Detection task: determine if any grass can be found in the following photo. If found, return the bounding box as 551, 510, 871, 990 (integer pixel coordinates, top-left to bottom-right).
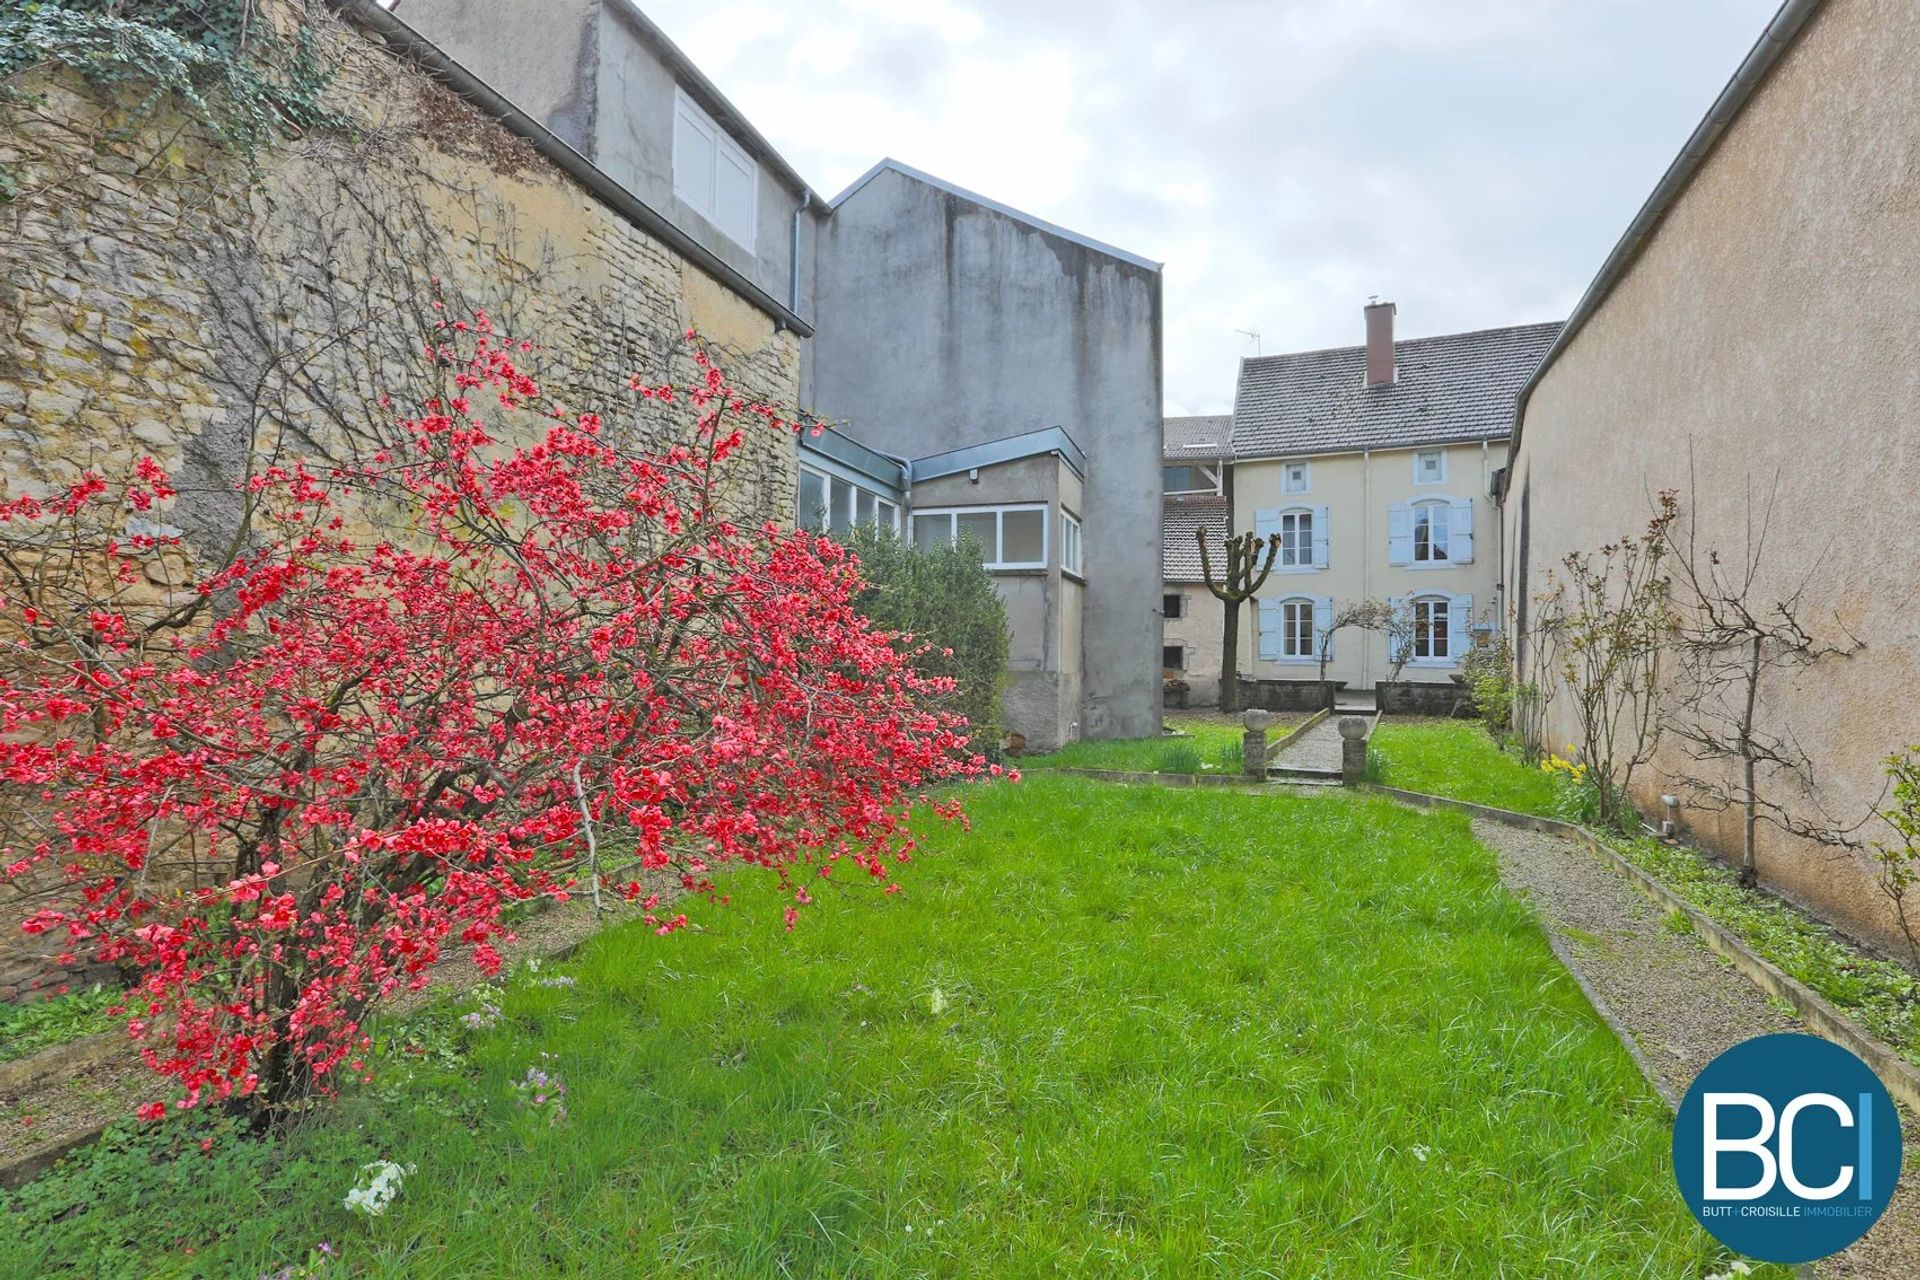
0, 983, 120, 1062
1363, 718, 1920, 1065
1019, 713, 1268, 775
1367, 718, 1565, 817
5, 776, 1762, 1278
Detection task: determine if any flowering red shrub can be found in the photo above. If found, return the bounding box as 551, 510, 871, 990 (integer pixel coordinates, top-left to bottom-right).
0, 315, 991, 1122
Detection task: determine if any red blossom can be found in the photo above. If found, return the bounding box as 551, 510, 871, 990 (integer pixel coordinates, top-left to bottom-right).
0, 317, 992, 1124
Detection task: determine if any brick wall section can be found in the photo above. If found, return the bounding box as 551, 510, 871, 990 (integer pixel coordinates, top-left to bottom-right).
0, 7, 800, 996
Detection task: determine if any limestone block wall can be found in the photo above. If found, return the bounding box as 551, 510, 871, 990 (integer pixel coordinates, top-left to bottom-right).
0, 4, 801, 995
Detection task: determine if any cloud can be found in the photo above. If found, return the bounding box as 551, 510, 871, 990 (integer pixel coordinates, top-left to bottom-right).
642, 0, 1780, 413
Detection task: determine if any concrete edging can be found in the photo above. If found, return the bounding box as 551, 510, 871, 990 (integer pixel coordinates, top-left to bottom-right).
1361, 783, 1920, 1114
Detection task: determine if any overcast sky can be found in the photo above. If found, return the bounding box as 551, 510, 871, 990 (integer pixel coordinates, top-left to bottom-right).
642, 0, 1781, 414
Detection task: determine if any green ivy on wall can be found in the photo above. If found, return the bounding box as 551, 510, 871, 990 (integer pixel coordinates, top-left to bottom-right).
0, 0, 337, 193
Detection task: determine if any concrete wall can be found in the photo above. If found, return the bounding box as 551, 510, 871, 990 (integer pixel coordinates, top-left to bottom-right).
811, 165, 1164, 742
1162, 583, 1224, 705
400, 0, 819, 317
1236, 442, 1504, 688
908, 454, 1084, 749
1504, 0, 1920, 953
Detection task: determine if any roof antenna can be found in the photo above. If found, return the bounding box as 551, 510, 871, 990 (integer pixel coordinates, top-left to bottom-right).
1235, 328, 1261, 356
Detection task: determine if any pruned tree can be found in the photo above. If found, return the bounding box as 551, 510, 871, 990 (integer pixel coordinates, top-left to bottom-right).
1662, 469, 1863, 886
1529, 493, 1678, 830
1871, 748, 1920, 966
1197, 528, 1280, 714
1381, 599, 1418, 687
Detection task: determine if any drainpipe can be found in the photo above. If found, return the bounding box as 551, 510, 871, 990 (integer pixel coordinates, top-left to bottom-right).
1361, 449, 1371, 690
789, 191, 811, 316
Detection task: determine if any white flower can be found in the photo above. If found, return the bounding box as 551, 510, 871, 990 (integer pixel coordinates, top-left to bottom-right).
344, 1159, 415, 1217
929, 987, 948, 1015
1410, 1145, 1430, 1162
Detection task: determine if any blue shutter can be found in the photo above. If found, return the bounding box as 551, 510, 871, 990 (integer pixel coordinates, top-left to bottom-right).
1257, 598, 1280, 660
1449, 498, 1475, 565
1314, 596, 1335, 661
1387, 502, 1413, 565
1311, 505, 1330, 568
1253, 508, 1281, 541
1449, 594, 1473, 660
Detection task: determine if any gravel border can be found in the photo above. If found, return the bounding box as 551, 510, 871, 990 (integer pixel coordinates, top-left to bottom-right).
1471, 818, 1919, 1279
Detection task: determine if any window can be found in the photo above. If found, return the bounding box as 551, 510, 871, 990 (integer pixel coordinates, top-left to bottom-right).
1413, 500, 1450, 562
1282, 461, 1310, 495
1413, 597, 1450, 660
1414, 450, 1446, 484
796, 466, 899, 534
1163, 593, 1183, 620
673, 88, 757, 251
1162, 645, 1185, 671
911, 505, 1049, 570
1280, 598, 1314, 659
1279, 509, 1314, 567
1061, 511, 1083, 576
1163, 465, 1217, 495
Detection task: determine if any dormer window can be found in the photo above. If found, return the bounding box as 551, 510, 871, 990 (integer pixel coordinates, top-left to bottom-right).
673, 88, 757, 252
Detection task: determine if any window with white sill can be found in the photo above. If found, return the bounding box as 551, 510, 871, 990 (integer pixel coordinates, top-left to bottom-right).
673, 88, 757, 252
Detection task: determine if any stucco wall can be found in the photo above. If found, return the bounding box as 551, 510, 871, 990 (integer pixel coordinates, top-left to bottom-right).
0, 4, 800, 995
811, 166, 1164, 743
1505, 0, 1920, 953
398, 0, 820, 316
1163, 583, 1225, 705
907, 453, 1082, 749
1236, 442, 1504, 688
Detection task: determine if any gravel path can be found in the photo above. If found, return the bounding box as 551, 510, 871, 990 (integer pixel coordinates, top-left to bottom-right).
1267, 715, 1353, 774
1472, 818, 1920, 1279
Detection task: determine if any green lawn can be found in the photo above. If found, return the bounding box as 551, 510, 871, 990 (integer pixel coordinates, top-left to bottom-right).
7, 777, 1757, 1278
1018, 714, 1264, 775
1368, 718, 1565, 816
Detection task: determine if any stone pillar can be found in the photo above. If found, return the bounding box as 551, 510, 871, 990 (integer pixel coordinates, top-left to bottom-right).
1241, 709, 1271, 779
1338, 716, 1369, 785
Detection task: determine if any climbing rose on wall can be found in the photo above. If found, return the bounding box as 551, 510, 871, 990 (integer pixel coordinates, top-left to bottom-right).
0, 314, 989, 1125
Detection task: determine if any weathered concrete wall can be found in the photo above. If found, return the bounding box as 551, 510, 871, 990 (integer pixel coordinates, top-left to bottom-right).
0, 4, 800, 994
1505, 0, 1920, 954
811, 165, 1163, 743
399, 0, 820, 323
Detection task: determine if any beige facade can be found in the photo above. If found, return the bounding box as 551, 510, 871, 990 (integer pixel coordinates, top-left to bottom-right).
1503, 0, 1920, 952
1162, 583, 1225, 704
1236, 441, 1505, 689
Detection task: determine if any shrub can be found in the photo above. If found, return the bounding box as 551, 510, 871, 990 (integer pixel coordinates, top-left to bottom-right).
0, 314, 988, 1126
1460, 632, 1516, 735
844, 524, 1010, 752
1156, 743, 1203, 775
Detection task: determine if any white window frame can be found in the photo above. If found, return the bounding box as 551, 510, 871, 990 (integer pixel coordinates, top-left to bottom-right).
797, 465, 899, 535
912, 504, 1050, 570
1413, 449, 1447, 485
1411, 595, 1452, 662
1282, 460, 1311, 495
673, 87, 758, 253
1061, 510, 1084, 577
1411, 498, 1451, 565
1278, 596, 1316, 660
1278, 508, 1314, 568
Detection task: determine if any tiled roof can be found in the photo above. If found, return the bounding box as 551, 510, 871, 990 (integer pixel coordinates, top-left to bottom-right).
1231, 321, 1562, 460
1163, 414, 1232, 462
1163, 496, 1230, 584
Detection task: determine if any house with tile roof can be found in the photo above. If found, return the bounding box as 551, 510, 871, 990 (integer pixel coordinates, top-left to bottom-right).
1223, 303, 1559, 704
1160, 416, 1233, 704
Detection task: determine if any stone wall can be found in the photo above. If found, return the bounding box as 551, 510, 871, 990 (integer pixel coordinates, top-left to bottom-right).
0, 5, 801, 996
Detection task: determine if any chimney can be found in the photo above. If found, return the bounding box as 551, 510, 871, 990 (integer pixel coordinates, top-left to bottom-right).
1364, 299, 1396, 387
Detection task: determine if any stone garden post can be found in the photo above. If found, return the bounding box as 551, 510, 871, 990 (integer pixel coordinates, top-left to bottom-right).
1242, 708, 1270, 780
1339, 716, 1369, 785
